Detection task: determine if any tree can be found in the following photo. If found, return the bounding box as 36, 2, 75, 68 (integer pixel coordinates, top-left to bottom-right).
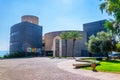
68, 31, 82, 58
100, 0, 120, 42
60, 32, 69, 57
104, 20, 117, 35
87, 31, 114, 60
100, 0, 120, 22
87, 35, 101, 54
104, 20, 120, 42
97, 31, 114, 60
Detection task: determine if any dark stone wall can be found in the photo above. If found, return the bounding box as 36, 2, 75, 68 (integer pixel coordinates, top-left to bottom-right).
10, 22, 42, 53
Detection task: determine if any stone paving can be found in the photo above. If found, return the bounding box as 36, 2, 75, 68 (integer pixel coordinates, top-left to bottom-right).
0, 57, 98, 80
58, 60, 120, 80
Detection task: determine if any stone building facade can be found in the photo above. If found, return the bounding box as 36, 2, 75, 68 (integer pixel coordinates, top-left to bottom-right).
44, 31, 87, 57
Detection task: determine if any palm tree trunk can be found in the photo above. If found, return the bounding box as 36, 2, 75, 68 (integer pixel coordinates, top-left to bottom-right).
72, 39, 76, 58
65, 39, 67, 57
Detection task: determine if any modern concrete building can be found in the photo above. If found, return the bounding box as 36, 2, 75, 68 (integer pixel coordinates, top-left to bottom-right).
10, 15, 42, 54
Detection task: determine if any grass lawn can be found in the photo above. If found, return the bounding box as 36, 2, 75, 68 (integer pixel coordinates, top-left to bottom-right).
82, 60, 120, 73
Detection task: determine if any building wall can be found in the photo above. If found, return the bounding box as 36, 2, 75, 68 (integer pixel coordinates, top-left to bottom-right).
44, 31, 87, 57
83, 20, 106, 41
83, 20, 107, 57
10, 22, 42, 53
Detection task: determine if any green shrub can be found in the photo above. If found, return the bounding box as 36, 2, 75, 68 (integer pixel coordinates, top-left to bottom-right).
4, 52, 25, 58
116, 43, 120, 52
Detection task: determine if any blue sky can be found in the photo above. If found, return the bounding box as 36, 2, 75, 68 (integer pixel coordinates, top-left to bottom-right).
0, 0, 111, 51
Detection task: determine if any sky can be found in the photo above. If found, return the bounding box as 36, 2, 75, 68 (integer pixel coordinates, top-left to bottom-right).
0, 0, 112, 51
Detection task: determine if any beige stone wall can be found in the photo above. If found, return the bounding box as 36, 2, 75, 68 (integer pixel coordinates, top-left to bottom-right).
44, 31, 61, 51
21, 15, 39, 25
44, 31, 87, 57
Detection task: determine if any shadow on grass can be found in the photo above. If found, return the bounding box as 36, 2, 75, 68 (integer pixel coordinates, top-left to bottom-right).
103, 60, 120, 63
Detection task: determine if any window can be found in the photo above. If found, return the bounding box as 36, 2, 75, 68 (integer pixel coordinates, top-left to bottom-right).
11, 32, 19, 36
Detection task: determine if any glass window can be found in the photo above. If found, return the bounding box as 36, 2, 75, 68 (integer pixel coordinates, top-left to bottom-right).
11, 32, 19, 36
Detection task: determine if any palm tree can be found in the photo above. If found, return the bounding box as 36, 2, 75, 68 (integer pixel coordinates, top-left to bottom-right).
60, 32, 69, 57
68, 31, 82, 58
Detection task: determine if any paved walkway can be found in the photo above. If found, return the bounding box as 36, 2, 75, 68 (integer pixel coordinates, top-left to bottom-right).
57, 60, 120, 80
0, 58, 98, 80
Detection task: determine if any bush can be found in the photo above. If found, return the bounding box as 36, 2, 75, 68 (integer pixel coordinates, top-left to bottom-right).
116, 43, 120, 52
4, 52, 25, 58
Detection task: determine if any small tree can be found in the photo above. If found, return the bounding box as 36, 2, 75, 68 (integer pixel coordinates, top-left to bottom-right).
100, 40, 112, 59
87, 35, 101, 54
68, 31, 82, 58
60, 32, 69, 57
87, 31, 114, 60
97, 31, 113, 59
